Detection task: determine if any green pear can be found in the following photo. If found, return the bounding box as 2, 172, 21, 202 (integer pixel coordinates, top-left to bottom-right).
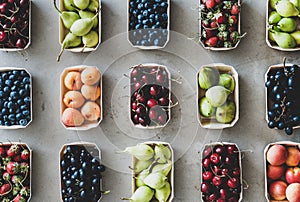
54, 0, 79, 29
277, 17, 297, 32
88, 0, 99, 12
268, 11, 282, 24
135, 170, 149, 187
219, 74, 235, 92
291, 30, 300, 44
270, 0, 280, 9
198, 66, 219, 90
121, 186, 154, 202
290, 0, 300, 10
70, 13, 98, 36
199, 97, 216, 118
216, 101, 236, 124
82, 31, 99, 49
269, 30, 276, 42
74, 0, 90, 10
205, 86, 231, 107
155, 181, 171, 202
57, 32, 82, 61
272, 30, 297, 48
63, 0, 76, 11
275, 0, 300, 17
79, 10, 98, 28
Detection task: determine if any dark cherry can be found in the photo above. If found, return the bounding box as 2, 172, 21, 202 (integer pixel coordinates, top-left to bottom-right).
134, 82, 143, 91
131, 102, 138, 110
227, 177, 239, 188
0, 30, 6, 42
149, 108, 158, 120
208, 193, 217, 201
135, 105, 146, 116
203, 146, 212, 158
15, 38, 26, 48
131, 68, 139, 77
149, 85, 160, 96
202, 171, 213, 181
202, 158, 211, 168
227, 145, 238, 154
212, 176, 222, 186
156, 73, 166, 83
158, 97, 169, 106
232, 168, 240, 177
147, 98, 158, 108
210, 153, 220, 164
157, 113, 167, 124
201, 182, 211, 193
221, 168, 228, 176
219, 188, 228, 199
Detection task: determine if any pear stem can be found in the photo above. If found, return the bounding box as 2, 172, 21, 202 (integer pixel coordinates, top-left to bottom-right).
53, 0, 62, 14
57, 45, 66, 62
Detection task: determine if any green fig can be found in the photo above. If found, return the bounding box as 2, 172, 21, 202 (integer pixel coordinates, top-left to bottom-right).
219, 73, 235, 92
143, 172, 167, 189
277, 17, 297, 32
199, 97, 216, 118
63, 0, 76, 11
275, 0, 300, 17
57, 32, 82, 61
54, 0, 79, 29
155, 181, 171, 202
198, 66, 220, 90
291, 30, 300, 44
74, 0, 90, 10
268, 11, 282, 24
79, 10, 98, 28
205, 86, 231, 107
88, 0, 99, 12
272, 30, 297, 48
121, 186, 154, 202
135, 170, 149, 187
154, 144, 172, 163
216, 101, 236, 123
134, 159, 152, 173
70, 12, 98, 36
151, 160, 172, 176
119, 143, 154, 161
270, 0, 280, 9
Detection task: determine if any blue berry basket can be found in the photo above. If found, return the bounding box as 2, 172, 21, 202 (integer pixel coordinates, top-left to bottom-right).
127, 0, 170, 49
0, 67, 32, 129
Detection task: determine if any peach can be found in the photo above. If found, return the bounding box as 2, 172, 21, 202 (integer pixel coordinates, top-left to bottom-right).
63, 91, 85, 108
61, 108, 85, 127
286, 183, 300, 202
64, 71, 83, 90
81, 84, 100, 101
267, 165, 285, 180
266, 144, 288, 166
286, 146, 300, 167
285, 167, 300, 184
81, 102, 101, 121
269, 180, 287, 201
81, 67, 100, 85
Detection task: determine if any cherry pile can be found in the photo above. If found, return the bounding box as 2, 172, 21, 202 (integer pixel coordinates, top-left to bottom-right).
128, 0, 168, 47
130, 65, 170, 127
0, 69, 31, 127
265, 64, 300, 135
60, 144, 105, 202
0, 143, 30, 202
201, 144, 242, 202
0, 0, 30, 49
200, 0, 241, 48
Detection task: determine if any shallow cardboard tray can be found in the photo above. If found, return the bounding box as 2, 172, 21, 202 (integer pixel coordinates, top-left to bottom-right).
127, 0, 170, 49
266, 0, 300, 51
0, 142, 32, 201
0, 1, 31, 51
0, 67, 32, 129
129, 63, 171, 129
59, 142, 102, 202
264, 141, 300, 202
264, 63, 300, 130
132, 141, 174, 202
60, 65, 102, 130
197, 63, 239, 129
198, 0, 241, 51
59, 0, 101, 52
201, 142, 243, 202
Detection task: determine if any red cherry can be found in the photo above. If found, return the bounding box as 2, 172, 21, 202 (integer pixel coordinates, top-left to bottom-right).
203, 146, 212, 158
232, 168, 240, 177
134, 82, 143, 91
136, 93, 145, 103
228, 196, 239, 202
131, 68, 139, 77
150, 67, 157, 75
131, 102, 138, 110
202, 158, 211, 168
147, 98, 158, 108
213, 165, 220, 175
158, 97, 169, 106
133, 114, 139, 124
227, 177, 239, 188
10, 16, 18, 23
156, 73, 166, 83
158, 114, 167, 124
202, 171, 213, 181
214, 146, 226, 154
212, 176, 222, 186
208, 193, 217, 201
150, 85, 159, 96
227, 145, 238, 154
136, 105, 146, 116
141, 75, 149, 83
149, 108, 158, 120
0, 31, 7, 42
201, 182, 211, 193
0, 3, 8, 14
219, 188, 228, 199
210, 153, 220, 164
216, 199, 226, 202
221, 168, 228, 176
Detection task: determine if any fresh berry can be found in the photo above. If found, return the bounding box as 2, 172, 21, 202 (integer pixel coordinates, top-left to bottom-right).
205, 0, 215, 9
231, 4, 240, 15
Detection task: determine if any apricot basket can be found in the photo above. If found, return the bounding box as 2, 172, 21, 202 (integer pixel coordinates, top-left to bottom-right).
60, 65, 102, 130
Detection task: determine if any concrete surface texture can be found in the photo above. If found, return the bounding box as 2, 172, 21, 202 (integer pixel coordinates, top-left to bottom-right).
0, 0, 299, 201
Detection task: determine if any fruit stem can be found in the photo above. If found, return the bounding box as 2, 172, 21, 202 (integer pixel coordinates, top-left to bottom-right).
53, 0, 62, 14
57, 44, 66, 62
242, 179, 249, 190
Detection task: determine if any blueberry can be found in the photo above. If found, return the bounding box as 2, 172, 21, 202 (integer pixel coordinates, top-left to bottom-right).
79, 181, 85, 187
162, 13, 168, 20
25, 84, 30, 92
2, 73, 8, 80
0, 91, 5, 98
22, 77, 30, 84
285, 127, 293, 135
4, 121, 10, 126
24, 96, 30, 104
2, 108, 7, 115
154, 38, 160, 46
19, 119, 28, 126
5, 79, 12, 87
142, 10, 148, 16
10, 91, 18, 99
9, 75, 16, 80
92, 178, 99, 185
161, 2, 168, 8
268, 120, 276, 128
135, 24, 142, 29
12, 70, 19, 75
137, 3, 144, 9
22, 110, 30, 116
98, 164, 106, 172
80, 190, 86, 198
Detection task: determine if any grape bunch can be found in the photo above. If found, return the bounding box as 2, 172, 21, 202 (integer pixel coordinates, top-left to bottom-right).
265, 64, 300, 135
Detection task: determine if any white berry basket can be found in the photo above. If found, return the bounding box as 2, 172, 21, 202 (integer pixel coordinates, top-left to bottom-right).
0, 142, 32, 202
266, 0, 300, 51
0, 0, 31, 51
0, 67, 32, 129
198, 0, 242, 51
58, 0, 101, 53
59, 142, 103, 202
201, 142, 243, 202
131, 141, 174, 202
129, 63, 171, 129
127, 0, 170, 49
264, 141, 300, 202
197, 63, 239, 129
264, 63, 300, 130
60, 65, 102, 130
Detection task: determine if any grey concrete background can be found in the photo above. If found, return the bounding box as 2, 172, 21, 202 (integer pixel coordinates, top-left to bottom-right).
0, 0, 299, 201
